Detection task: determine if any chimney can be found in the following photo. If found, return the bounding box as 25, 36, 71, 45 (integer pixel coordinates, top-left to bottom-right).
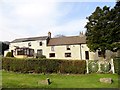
48, 32, 51, 38
79, 31, 84, 37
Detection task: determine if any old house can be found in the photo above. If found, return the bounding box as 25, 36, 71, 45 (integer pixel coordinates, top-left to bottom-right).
4, 32, 102, 60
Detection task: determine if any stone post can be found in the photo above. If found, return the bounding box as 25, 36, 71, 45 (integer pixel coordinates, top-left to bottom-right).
47, 78, 51, 85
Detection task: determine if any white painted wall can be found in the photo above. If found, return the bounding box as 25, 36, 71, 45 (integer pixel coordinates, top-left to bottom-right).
45, 45, 81, 60
45, 44, 97, 60
7, 40, 98, 60
9, 40, 47, 56
81, 44, 96, 60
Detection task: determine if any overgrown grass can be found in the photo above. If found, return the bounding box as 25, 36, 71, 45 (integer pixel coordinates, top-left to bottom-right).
2, 70, 118, 88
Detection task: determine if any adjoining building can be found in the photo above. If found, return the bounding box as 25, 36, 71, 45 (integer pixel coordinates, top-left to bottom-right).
4, 32, 112, 60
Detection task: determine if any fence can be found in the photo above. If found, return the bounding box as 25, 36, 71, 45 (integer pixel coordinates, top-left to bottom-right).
86, 59, 115, 74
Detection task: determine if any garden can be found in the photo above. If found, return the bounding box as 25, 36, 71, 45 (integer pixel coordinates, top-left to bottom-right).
2, 70, 118, 88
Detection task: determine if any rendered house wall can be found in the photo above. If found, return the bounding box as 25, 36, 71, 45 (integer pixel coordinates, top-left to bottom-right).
7, 41, 97, 60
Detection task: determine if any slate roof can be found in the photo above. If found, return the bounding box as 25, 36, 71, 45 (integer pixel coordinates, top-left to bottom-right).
48, 35, 86, 46
11, 36, 48, 43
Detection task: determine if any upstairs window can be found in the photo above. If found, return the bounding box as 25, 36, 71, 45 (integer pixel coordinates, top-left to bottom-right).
39, 42, 42, 46
51, 46, 55, 51
65, 53, 71, 57
66, 45, 70, 50
28, 42, 31, 47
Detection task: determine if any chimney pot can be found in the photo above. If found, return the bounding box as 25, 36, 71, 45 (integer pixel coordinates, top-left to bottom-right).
48, 32, 51, 38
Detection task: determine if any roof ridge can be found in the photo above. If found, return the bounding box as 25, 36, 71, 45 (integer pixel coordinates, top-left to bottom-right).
48, 35, 86, 46
11, 36, 48, 43
15, 36, 48, 40
51, 35, 85, 39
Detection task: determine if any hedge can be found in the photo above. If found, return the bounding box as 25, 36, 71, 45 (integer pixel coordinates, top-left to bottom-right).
2, 57, 86, 74
113, 57, 120, 74
5, 52, 14, 57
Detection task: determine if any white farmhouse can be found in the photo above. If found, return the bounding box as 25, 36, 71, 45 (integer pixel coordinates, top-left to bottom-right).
4, 32, 101, 60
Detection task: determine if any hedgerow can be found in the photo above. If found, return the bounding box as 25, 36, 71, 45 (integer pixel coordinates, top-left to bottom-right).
113, 57, 120, 74
2, 57, 86, 74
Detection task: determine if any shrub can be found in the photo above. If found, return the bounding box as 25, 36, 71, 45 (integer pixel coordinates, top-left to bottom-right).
113, 57, 120, 74
2, 57, 86, 74
6, 52, 14, 57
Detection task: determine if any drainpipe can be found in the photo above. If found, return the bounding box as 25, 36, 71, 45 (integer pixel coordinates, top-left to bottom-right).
80, 44, 82, 60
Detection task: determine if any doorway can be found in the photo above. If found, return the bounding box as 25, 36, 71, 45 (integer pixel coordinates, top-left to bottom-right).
85, 51, 89, 60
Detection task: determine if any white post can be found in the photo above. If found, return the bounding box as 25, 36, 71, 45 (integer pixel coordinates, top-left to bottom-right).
111, 58, 115, 74
98, 61, 101, 72
86, 60, 89, 74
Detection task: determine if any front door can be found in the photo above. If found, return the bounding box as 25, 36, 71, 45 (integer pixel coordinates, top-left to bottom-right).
85, 51, 89, 60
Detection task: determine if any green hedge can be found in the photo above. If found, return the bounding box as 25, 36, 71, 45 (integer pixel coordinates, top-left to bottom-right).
2, 57, 86, 74
6, 52, 14, 57
113, 57, 120, 74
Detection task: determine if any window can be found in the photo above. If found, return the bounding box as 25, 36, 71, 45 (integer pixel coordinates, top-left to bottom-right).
65, 53, 71, 57
37, 49, 42, 56
28, 42, 31, 47
16, 48, 34, 56
49, 53, 55, 57
98, 51, 102, 57
39, 42, 42, 46
51, 46, 54, 51
27, 49, 29, 55
29, 49, 34, 56
66, 45, 70, 50
17, 49, 24, 55
24, 49, 27, 55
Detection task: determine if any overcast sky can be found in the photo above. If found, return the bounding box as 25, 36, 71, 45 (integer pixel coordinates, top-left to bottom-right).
0, 0, 116, 42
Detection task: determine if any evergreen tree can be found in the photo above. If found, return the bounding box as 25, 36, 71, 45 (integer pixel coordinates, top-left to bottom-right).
85, 1, 120, 59
108, 1, 120, 52
0, 42, 9, 55
85, 6, 110, 58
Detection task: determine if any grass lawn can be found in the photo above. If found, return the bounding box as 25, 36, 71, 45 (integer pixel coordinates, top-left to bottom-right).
2, 70, 119, 88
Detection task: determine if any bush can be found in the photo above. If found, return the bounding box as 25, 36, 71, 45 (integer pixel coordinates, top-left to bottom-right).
113, 57, 120, 74
2, 57, 86, 74
6, 52, 14, 57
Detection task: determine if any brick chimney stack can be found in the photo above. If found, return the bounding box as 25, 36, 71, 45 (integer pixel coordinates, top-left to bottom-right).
79, 31, 84, 37
48, 32, 51, 38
